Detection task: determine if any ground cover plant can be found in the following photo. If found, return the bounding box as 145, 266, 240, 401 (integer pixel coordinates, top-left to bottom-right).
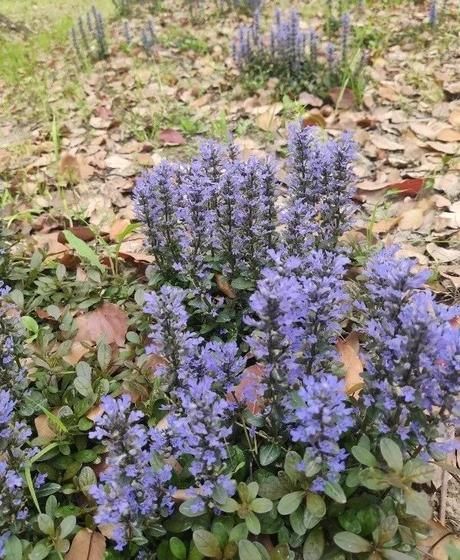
234, 9, 367, 99
1, 0, 460, 558
0, 125, 459, 560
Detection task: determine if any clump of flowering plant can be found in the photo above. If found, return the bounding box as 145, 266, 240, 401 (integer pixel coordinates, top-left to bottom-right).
70, 6, 108, 64
233, 9, 367, 99
84, 127, 460, 558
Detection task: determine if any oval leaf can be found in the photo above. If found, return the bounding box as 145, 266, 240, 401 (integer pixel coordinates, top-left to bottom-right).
380, 438, 403, 473
238, 540, 263, 560
333, 532, 371, 553
278, 491, 305, 515
192, 530, 221, 558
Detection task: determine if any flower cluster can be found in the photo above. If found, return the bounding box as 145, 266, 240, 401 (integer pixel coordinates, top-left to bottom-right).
284, 374, 354, 491
135, 129, 354, 290
0, 283, 32, 555
245, 250, 352, 484
360, 247, 460, 449
233, 9, 364, 96
282, 124, 356, 254
70, 7, 108, 63
90, 395, 175, 550
134, 141, 279, 283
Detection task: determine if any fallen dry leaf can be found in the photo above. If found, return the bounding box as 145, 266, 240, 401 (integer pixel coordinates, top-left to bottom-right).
215, 274, 236, 299
75, 303, 128, 346
158, 128, 186, 146
398, 208, 425, 231
337, 333, 364, 395
34, 415, 56, 441
329, 87, 355, 109
370, 133, 404, 151
426, 243, 460, 263
231, 364, 265, 415
436, 128, 460, 142
385, 178, 425, 197
66, 529, 106, 560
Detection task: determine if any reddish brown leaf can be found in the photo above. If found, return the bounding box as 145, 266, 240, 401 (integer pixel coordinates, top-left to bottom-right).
385, 178, 425, 197
74, 303, 128, 347
158, 128, 186, 146
58, 227, 95, 244
66, 529, 106, 560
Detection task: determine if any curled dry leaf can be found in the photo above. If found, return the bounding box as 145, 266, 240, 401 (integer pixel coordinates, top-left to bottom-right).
66, 529, 106, 560
369, 133, 404, 151
337, 333, 364, 395
215, 274, 236, 299
75, 302, 128, 347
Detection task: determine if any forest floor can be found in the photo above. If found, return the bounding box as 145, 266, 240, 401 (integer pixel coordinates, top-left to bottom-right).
0, 0, 459, 556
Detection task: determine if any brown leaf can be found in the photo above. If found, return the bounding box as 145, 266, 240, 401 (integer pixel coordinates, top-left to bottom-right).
397, 208, 425, 231
109, 219, 131, 242
328, 87, 355, 109
34, 415, 56, 441
75, 303, 128, 346
337, 333, 364, 395
369, 133, 404, 151
63, 341, 90, 366
215, 274, 236, 299
436, 128, 460, 142
297, 92, 323, 107
58, 227, 95, 244
426, 141, 458, 155
448, 109, 460, 127
105, 154, 132, 170
158, 129, 186, 146
418, 521, 460, 560
230, 364, 265, 415
66, 529, 106, 560
426, 243, 460, 263
302, 112, 327, 128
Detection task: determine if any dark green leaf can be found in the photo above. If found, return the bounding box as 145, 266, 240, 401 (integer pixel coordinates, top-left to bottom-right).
259, 443, 281, 466
303, 527, 325, 560
4, 535, 22, 560
169, 536, 187, 560
333, 532, 371, 553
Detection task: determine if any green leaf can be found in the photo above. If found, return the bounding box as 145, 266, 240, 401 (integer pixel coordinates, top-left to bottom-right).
404, 489, 432, 521
382, 551, 417, 560
4, 535, 22, 560
402, 459, 435, 484
303, 510, 321, 531
231, 277, 255, 290
306, 493, 326, 518
169, 536, 187, 560
238, 540, 263, 560
218, 497, 240, 513
251, 498, 273, 514
380, 438, 403, 473
324, 481, 347, 504
333, 532, 372, 553
284, 451, 303, 484
30, 542, 51, 560
229, 522, 248, 542
377, 515, 399, 545
78, 466, 97, 495
303, 527, 325, 560
247, 481, 259, 501
278, 491, 305, 515
245, 511, 261, 535
63, 230, 103, 272
290, 507, 307, 536
97, 341, 112, 371
179, 497, 207, 518
351, 445, 378, 467
59, 515, 76, 539
259, 443, 281, 466
359, 468, 391, 491
21, 315, 39, 336
38, 513, 55, 536
192, 530, 221, 558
